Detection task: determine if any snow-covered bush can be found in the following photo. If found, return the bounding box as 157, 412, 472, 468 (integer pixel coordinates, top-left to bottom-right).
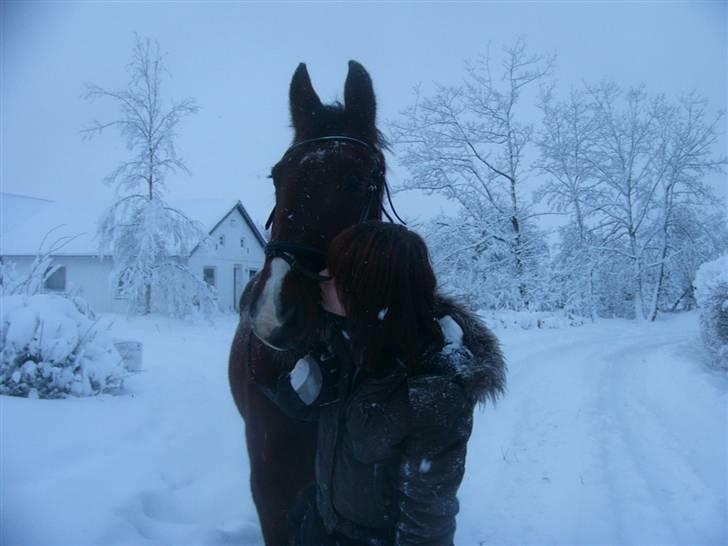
0, 294, 125, 398
694, 255, 728, 370
1, 251, 59, 296
1, 229, 81, 297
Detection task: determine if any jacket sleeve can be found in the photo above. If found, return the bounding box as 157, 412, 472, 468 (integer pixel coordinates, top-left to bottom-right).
395, 376, 473, 546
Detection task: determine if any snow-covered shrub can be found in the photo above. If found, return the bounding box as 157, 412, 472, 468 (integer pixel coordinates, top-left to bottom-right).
1, 230, 81, 297
0, 255, 58, 297
694, 255, 728, 370
0, 294, 125, 398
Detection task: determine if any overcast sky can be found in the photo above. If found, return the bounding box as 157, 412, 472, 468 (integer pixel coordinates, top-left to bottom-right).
2, 1, 726, 227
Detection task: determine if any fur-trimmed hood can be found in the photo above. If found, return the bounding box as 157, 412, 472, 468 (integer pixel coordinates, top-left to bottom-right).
430, 294, 507, 405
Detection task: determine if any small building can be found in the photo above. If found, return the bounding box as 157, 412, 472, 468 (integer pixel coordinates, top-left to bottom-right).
0, 193, 266, 313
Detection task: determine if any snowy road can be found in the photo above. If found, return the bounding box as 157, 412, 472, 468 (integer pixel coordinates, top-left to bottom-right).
459, 313, 727, 546
2, 312, 726, 545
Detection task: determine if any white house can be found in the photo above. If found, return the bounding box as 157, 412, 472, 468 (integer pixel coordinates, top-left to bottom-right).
0, 193, 267, 313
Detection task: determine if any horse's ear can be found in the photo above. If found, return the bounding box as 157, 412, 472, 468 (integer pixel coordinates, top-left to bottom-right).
344, 60, 376, 132
290, 63, 322, 133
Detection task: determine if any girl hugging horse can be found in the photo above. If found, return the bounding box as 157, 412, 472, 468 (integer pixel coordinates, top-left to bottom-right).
268, 222, 506, 545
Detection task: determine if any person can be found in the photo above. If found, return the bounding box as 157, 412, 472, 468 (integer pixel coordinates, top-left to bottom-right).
268, 222, 506, 546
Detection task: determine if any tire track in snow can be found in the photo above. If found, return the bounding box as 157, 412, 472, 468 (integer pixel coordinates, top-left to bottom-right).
597, 330, 727, 545
459, 318, 725, 546
461, 329, 629, 545
594, 335, 691, 546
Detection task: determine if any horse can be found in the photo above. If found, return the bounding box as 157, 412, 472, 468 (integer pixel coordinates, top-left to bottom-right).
228, 61, 395, 546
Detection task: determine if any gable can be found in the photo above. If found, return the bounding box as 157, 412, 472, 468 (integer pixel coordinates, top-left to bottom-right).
190, 202, 266, 258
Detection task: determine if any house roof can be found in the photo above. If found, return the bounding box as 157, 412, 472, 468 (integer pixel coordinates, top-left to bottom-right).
0, 193, 53, 238
0, 194, 267, 257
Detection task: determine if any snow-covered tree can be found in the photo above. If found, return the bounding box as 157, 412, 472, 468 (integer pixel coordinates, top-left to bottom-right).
645, 93, 725, 320
539, 82, 725, 320
83, 35, 216, 317
660, 210, 728, 313
694, 254, 728, 370
583, 82, 670, 320
536, 87, 603, 320
391, 40, 553, 310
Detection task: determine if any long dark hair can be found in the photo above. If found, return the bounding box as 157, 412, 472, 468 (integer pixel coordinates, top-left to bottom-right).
327, 222, 444, 371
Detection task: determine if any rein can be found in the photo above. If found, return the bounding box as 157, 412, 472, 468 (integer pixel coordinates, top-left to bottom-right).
263, 135, 405, 283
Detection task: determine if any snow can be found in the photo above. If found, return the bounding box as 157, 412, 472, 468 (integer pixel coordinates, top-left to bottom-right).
0, 295, 125, 398
0, 192, 52, 240
438, 314, 464, 354
481, 309, 586, 330
1, 311, 726, 545
694, 254, 728, 307
300, 149, 329, 164
1, 313, 259, 545
695, 255, 728, 369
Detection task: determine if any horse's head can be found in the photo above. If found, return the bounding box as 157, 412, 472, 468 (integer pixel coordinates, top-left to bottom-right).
249, 61, 387, 351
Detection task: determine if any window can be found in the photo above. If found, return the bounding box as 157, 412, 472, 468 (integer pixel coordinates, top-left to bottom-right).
44, 266, 66, 292
203, 267, 216, 287
239, 237, 245, 249
218, 234, 225, 247
248, 269, 258, 280
114, 276, 128, 299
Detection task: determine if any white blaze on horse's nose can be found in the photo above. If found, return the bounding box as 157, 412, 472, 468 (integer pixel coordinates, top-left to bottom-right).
254, 257, 290, 340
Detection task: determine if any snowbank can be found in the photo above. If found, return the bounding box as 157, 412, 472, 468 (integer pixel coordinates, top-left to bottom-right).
694, 255, 728, 370
480, 309, 585, 330
0, 294, 125, 398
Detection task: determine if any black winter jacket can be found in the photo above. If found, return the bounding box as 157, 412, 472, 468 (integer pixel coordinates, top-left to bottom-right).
273, 296, 506, 546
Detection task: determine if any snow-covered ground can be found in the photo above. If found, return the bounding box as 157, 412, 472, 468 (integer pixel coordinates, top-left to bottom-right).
2, 311, 726, 545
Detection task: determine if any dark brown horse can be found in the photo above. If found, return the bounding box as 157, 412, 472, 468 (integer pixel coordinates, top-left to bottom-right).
228, 61, 392, 546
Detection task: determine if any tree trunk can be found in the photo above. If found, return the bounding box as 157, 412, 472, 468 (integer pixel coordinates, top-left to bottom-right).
144, 284, 152, 315
144, 170, 153, 314
630, 232, 645, 321
670, 285, 693, 312
648, 241, 669, 322
588, 266, 598, 322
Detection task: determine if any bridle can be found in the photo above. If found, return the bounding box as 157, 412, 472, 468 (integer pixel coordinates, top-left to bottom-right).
263, 135, 404, 283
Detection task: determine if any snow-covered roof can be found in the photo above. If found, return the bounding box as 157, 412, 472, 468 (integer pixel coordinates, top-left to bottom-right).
0, 196, 266, 257
0, 193, 53, 238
